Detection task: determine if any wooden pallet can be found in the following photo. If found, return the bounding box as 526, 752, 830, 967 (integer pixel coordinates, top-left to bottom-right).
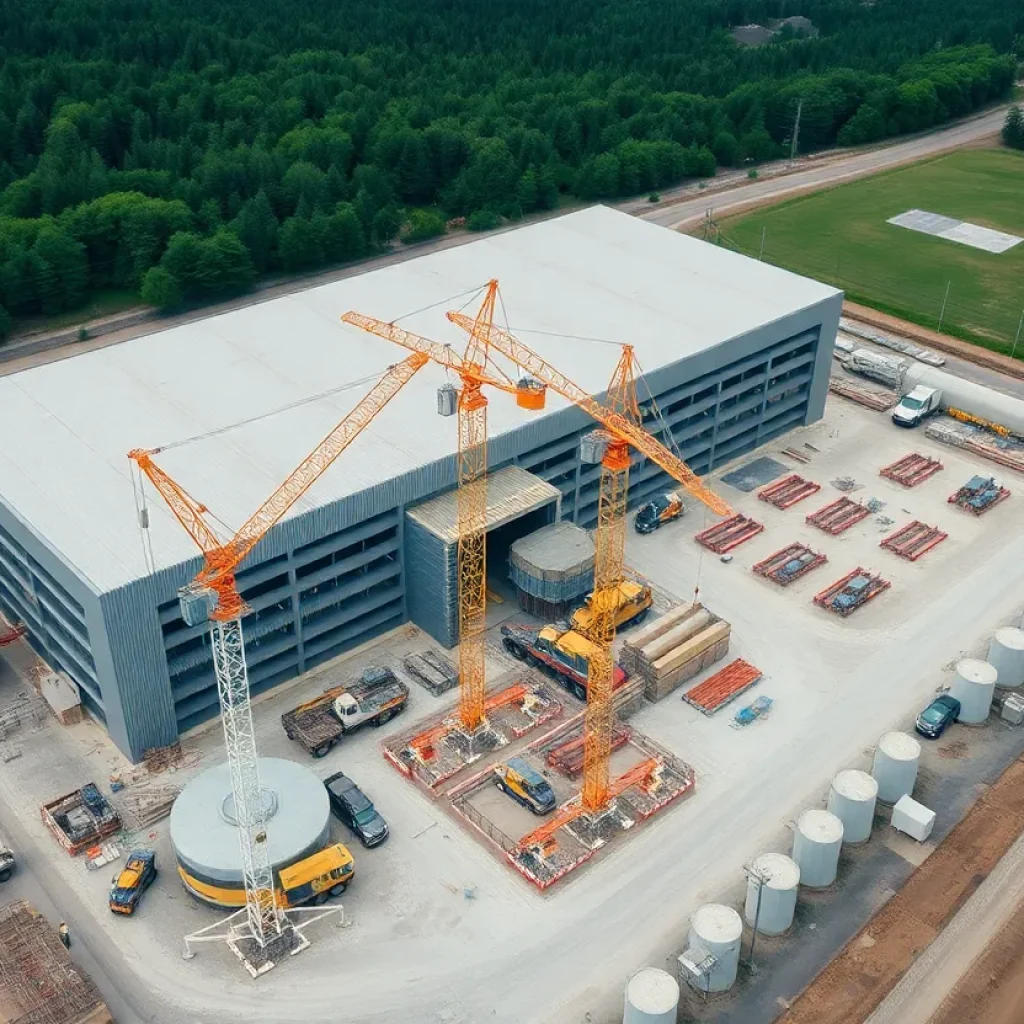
880, 521, 948, 561
758, 474, 822, 509
694, 513, 764, 553
682, 659, 762, 716
806, 497, 871, 535
880, 453, 944, 488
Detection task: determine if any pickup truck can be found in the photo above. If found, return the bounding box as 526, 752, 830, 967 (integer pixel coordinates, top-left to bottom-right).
282, 667, 409, 758
0, 840, 14, 883
892, 385, 942, 427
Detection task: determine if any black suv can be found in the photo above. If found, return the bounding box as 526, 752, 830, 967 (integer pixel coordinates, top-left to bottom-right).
323, 771, 389, 847
915, 694, 961, 739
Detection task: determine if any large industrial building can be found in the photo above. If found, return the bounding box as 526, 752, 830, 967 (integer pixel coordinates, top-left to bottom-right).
0, 206, 841, 760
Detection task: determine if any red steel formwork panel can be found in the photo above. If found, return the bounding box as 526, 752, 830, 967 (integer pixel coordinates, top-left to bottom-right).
545, 724, 631, 776
694, 513, 765, 553
880, 521, 948, 561
814, 568, 890, 617
879, 453, 944, 488
752, 543, 828, 586
806, 497, 871, 535
681, 659, 762, 716
757, 474, 822, 510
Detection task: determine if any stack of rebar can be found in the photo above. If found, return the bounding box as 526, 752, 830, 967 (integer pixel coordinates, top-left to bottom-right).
879, 453, 944, 488
758, 474, 821, 509
621, 603, 731, 701
806, 497, 871, 535
694, 513, 764, 553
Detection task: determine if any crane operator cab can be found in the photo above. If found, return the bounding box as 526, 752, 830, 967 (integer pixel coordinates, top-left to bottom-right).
494, 757, 557, 815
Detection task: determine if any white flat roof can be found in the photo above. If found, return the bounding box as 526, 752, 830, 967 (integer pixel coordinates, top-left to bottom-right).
0, 205, 838, 593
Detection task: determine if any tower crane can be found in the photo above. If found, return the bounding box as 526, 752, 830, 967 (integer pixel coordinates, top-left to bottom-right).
128, 352, 427, 949
341, 291, 544, 736
446, 290, 731, 812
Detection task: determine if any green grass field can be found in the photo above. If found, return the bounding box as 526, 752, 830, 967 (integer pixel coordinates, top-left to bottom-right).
721, 149, 1024, 355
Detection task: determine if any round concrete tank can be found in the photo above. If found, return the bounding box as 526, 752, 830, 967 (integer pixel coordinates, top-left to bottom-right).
827, 769, 878, 844
792, 809, 844, 888
744, 853, 800, 936
623, 967, 679, 1024
170, 757, 331, 907
987, 628, 1024, 690
872, 732, 921, 804
688, 904, 743, 993
950, 659, 997, 725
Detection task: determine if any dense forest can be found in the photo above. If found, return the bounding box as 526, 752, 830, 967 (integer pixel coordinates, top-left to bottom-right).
0, 0, 1019, 337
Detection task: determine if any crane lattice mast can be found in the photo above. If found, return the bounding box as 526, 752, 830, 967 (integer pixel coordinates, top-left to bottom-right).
129, 352, 427, 946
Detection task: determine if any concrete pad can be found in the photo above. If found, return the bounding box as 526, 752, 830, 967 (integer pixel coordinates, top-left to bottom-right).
887, 208, 1022, 254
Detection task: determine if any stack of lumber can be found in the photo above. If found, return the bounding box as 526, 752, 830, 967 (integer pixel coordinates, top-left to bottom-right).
621, 603, 731, 702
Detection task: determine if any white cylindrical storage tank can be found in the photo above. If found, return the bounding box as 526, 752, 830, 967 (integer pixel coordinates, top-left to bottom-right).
950, 658, 997, 724
623, 967, 680, 1024
744, 853, 800, 936
987, 628, 1024, 690
827, 769, 878, 844
902, 363, 1024, 437
872, 732, 921, 804
792, 809, 844, 887
687, 904, 743, 993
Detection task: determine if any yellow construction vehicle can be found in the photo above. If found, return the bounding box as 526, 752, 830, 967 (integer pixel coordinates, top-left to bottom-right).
493, 758, 556, 815
571, 580, 652, 635
177, 843, 354, 910
501, 622, 627, 702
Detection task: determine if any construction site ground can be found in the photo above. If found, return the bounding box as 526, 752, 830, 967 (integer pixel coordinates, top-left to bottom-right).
0, 394, 1022, 1024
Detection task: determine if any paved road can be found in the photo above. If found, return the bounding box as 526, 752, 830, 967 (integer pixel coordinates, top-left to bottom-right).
866, 825, 1024, 1024
641, 106, 1008, 229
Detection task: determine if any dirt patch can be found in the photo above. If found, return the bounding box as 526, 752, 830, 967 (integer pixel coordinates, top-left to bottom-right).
938, 739, 969, 760
930, 907, 1024, 1023
779, 754, 1024, 1024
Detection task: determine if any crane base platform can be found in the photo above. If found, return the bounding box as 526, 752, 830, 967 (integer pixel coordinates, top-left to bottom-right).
382, 675, 563, 791
448, 724, 695, 890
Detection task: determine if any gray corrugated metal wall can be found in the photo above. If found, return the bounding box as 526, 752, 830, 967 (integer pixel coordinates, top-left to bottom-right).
0, 290, 841, 760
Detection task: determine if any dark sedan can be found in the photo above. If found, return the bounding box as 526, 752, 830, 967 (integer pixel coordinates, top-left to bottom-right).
915, 694, 961, 739
323, 771, 389, 847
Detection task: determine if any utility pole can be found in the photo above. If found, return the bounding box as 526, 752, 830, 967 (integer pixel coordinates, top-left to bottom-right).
1013, 308, 1024, 360
744, 863, 768, 974
758, 225, 766, 260
790, 99, 803, 161
937, 281, 951, 333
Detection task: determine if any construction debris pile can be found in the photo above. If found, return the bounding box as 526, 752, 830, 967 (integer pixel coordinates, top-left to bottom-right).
948, 476, 1011, 515
118, 785, 180, 829
927, 418, 1024, 473
0, 900, 112, 1024
42, 783, 122, 856
621, 603, 731, 701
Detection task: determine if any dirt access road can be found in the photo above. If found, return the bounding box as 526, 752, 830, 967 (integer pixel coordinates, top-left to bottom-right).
0, 103, 1010, 379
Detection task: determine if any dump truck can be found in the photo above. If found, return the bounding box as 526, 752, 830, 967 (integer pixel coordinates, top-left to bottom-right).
177, 842, 354, 909
282, 667, 409, 758
494, 758, 556, 815
0, 839, 14, 883
571, 580, 652, 635
109, 850, 157, 915
500, 622, 628, 701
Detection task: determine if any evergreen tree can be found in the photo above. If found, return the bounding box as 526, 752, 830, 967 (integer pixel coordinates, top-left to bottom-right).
1003, 106, 1024, 150
140, 266, 182, 310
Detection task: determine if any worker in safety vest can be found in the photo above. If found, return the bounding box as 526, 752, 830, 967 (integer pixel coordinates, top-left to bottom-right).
58, 922, 70, 949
